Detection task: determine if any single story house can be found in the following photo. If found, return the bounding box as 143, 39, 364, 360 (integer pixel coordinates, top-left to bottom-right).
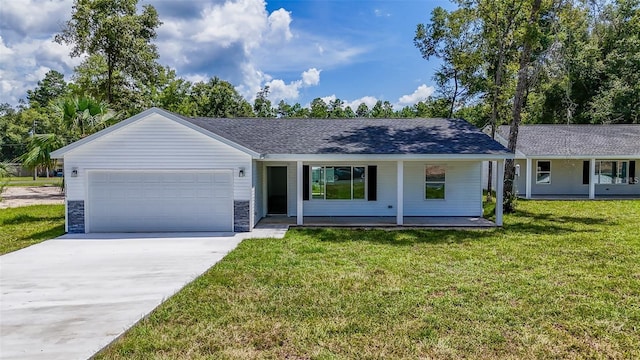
50, 108, 512, 233
484, 124, 639, 199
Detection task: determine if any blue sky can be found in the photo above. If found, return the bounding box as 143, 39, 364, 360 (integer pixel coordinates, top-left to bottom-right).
0, 0, 452, 109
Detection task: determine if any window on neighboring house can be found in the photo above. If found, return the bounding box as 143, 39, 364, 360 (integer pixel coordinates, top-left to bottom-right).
536, 160, 551, 184
595, 161, 628, 184
310, 166, 365, 200
425, 165, 445, 199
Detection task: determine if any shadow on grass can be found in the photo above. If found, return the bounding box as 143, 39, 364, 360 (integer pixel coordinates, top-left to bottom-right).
2, 213, 64, 225
21, 224, 65, 241
513, 209, 615, 226
295, 228, 493, 246
292, 217, 603, 246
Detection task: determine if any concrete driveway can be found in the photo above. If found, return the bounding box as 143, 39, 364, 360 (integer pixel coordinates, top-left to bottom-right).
0, 229, 287, 360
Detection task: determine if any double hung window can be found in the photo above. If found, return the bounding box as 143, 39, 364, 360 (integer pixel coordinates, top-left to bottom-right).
311, 166, 365, 200
425, 165, 446, 200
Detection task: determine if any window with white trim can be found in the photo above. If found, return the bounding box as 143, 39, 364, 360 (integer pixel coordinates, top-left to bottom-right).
311, 166, 365, 200
595, 161, 628, 184
536, 160, 551, 184
425, 165, 445, 200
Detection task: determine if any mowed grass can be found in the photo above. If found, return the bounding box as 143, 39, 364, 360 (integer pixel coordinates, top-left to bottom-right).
0, 204, 65, 254
5, 176, 63, 187
96, 200, 640, 359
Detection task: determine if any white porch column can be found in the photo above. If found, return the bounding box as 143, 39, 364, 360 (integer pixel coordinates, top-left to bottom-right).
296, 160, 303, 225
496, 159, 504, 226
396, 160, 404, 225
589, 158, 596, 199
525, 158, 532, 199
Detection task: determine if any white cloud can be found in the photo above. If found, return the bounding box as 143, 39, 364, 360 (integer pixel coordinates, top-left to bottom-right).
0, 0, 367, 106
263, 67, 321, 102
320, 94, 336, 105
267, 8, 293, 42
374, 9, 391, 17
0, 34, 80, 104
301, 68, 320, 86
397, 84, 435, 106
344, 96, 379, 110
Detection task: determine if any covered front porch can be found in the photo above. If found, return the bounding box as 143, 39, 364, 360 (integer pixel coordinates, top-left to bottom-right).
257, 215, 497, 229
259, 159, 506, 228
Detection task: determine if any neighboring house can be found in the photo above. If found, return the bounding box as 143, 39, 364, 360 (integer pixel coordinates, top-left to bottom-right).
51, 108, 512, 234
484, 125, 639, 199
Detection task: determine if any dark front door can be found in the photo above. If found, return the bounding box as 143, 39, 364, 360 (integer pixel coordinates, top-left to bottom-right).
267, 167, 288, 214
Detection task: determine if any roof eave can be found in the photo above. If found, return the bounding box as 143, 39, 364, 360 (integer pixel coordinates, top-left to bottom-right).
261, 153, 514, 161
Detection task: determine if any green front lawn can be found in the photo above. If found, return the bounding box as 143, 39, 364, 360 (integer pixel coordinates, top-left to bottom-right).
96, 200, 640, 359
0, 205, 65, 254
6, 176, 63, 187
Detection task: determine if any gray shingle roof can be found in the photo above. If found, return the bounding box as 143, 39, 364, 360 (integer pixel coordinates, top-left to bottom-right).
497, 125, 640, 156
179, 116, 510, 155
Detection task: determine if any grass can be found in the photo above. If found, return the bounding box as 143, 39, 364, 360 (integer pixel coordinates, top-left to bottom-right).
95, 200, 640, 359
0, 204, 65, 254
6, 176, 63, 187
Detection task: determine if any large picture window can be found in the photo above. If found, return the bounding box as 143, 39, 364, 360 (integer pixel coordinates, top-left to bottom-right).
595, 161, 628, 184
425, 165, 445, 200
536, 160, 551, 184
311, 166, 365, 200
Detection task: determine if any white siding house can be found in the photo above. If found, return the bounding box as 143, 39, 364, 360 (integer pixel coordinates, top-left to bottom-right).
51, 108, 512, 233
487, 125, 640, 199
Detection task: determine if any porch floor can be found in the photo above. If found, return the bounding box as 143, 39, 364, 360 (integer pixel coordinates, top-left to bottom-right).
256, 216, 496, 229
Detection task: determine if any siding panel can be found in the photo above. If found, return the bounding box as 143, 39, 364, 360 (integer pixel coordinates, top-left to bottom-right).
64, 113, 252, 202
404, 161, 482, 216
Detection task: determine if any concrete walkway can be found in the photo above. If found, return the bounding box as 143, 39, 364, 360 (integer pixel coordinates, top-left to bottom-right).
0, 229, 287, 360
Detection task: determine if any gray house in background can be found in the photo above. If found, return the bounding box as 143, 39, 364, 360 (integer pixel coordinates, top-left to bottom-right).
485, 125, 639, 199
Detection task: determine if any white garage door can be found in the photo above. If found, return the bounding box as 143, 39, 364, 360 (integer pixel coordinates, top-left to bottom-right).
87, 170, 233, 232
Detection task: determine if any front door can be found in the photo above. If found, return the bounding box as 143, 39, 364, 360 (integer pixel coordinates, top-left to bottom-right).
267, 166, 288, 214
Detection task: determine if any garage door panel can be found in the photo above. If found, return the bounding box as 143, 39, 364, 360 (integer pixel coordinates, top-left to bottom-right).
88, 170, 233, 232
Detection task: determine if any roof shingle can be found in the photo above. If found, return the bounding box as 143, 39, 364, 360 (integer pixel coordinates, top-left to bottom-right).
497, 125, 640, 156
181, 117, 510, 155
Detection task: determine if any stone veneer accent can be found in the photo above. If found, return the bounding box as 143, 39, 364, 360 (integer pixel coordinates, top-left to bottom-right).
234, 200, 250, 232
67, 200, 85, 233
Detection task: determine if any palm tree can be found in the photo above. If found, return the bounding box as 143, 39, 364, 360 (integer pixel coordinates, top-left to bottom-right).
53, 96, 118, 140
20, 134, 66, 180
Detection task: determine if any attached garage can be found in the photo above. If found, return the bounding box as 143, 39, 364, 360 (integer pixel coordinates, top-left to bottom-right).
51, 108, 258, 234
87, 170, 233, 232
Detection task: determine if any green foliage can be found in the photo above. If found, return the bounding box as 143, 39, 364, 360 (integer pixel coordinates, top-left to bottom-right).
26, 70, 68, 108
254, 86, 274, 117
189, 77, 253, 118
20, 134, 66, 175
415, 6, 483, 117
55, 0, 162, 112
310, 98, 329, 118
53, 96, 119, 140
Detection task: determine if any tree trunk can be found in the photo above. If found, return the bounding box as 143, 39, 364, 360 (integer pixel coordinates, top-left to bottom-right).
486, 43, 505, 202
107, 53, 113, 104
504, 0, 543, 212
449, 70, 458, 118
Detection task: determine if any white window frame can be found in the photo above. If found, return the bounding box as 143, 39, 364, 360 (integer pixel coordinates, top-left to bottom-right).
425, 165, 446, 200
536, 160, 551, 184
595, 160, 628, 185
310, 165, 367, 200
